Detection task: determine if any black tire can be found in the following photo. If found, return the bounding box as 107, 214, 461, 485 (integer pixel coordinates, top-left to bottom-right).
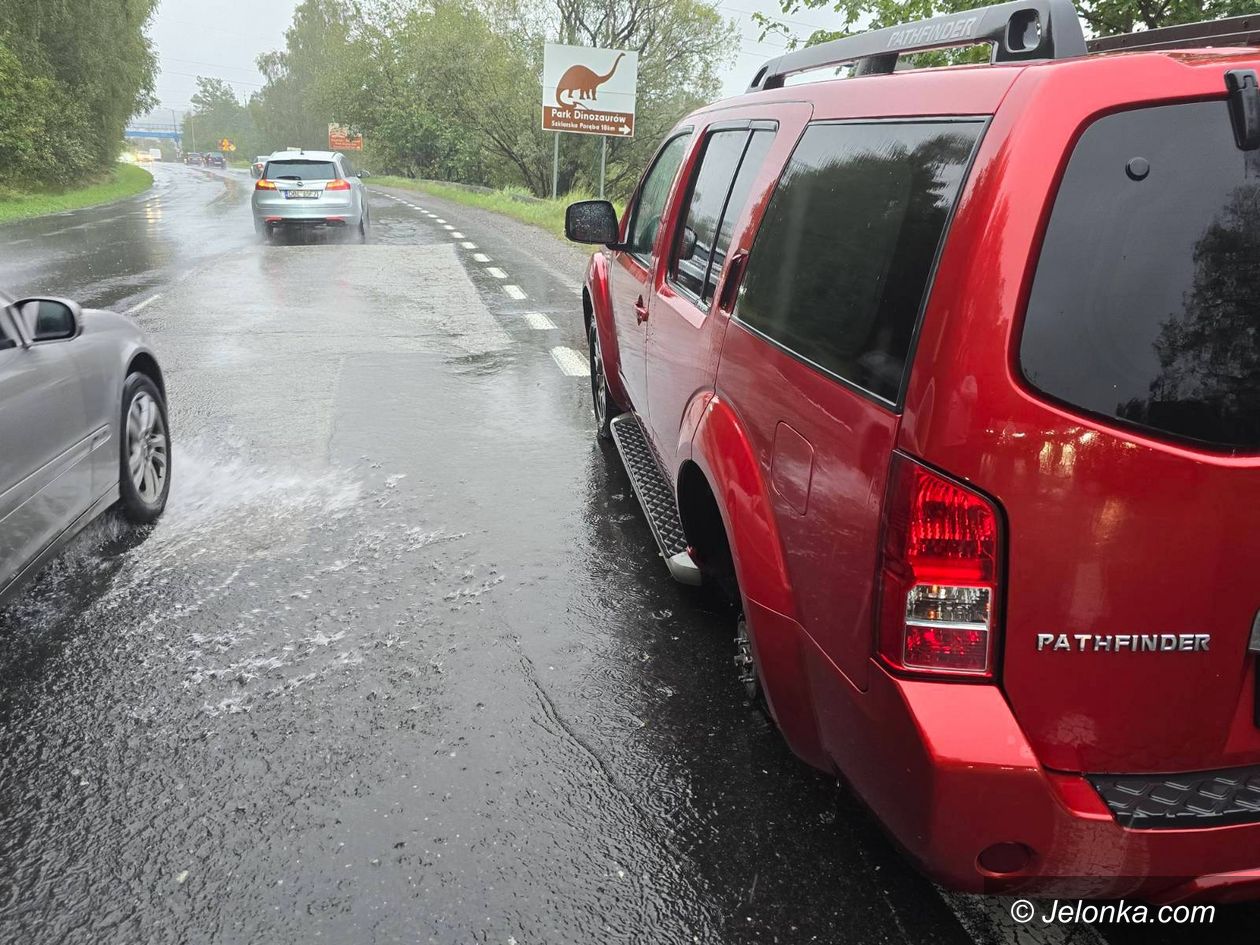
588, 320, 619, 440
118, 373, 171, 524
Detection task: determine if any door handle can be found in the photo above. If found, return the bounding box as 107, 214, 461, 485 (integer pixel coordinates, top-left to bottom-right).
634, 296, 649, 324
718, 252, 749, 313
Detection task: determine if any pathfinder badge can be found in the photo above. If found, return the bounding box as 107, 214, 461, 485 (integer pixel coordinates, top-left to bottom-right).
1036, 633, 1210, 653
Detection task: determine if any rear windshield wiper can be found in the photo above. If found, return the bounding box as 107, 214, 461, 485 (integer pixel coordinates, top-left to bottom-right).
274, 175, 304, 180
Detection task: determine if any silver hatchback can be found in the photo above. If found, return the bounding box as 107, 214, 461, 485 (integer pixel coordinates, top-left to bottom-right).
251, 150, 371, 241
0, 292, 171, 606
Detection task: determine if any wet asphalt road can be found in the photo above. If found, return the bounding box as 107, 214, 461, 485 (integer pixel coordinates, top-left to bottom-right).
0, 165, 1256, 945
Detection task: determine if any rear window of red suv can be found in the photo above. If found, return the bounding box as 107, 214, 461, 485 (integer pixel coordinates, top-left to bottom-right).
1021, 101, 1260, 452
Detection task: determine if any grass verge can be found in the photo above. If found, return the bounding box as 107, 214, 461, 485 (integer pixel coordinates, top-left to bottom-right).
0, 164, 154, 224
373, 176, 619, 240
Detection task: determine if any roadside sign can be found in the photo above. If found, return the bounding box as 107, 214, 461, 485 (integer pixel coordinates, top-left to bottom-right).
329, 124, 364, 151
219, 138, 236, 152
542, 44, 638, 138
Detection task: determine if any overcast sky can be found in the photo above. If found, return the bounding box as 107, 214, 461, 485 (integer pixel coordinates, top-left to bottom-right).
146, 0, 843, 115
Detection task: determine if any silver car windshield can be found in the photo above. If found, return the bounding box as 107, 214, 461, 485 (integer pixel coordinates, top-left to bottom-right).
265, 160, 338, 181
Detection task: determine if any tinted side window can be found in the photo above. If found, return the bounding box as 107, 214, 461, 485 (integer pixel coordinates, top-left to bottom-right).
673, 129, 774, 303
626, 134, 691, 260
737, 121, 982, 403
1021, 102, 1260, 451
707, 131, 773, 301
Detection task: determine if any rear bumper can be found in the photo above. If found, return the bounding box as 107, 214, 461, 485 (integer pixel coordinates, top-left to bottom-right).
793, 625, 1260, 902
252, 195, 359, 226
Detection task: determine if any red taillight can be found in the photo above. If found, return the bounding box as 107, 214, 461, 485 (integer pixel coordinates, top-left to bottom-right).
325, 178, 351, 191
877, 454, 1001, 679
255, 179, 277, 190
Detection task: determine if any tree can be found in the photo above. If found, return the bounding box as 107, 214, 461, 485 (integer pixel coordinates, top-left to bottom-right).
185, 77, 258, 156
547, 0, 738, 195
0, 0, 158, 186
251, 0, 355, 153
251, 0, 738, 198
758, 0, 1260, 51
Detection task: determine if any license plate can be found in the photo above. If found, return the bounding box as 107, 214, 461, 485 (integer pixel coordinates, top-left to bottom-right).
284, 190, 319, 199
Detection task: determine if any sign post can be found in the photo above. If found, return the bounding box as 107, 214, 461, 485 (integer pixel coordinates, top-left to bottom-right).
542, 44, 638, 198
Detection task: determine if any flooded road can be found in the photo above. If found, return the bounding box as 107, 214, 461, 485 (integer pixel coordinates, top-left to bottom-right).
0, 165, 1254, 945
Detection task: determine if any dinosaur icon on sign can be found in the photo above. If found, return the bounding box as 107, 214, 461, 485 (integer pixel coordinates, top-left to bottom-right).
555, 52, 625, 110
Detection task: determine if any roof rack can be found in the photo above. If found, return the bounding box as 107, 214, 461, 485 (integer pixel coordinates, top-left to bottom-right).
747, 0, 1086, 91
1087, 14, 1260, 53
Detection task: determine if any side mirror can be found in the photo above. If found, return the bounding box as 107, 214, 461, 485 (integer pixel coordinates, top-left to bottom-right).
565, 199, 619, 245
678, 227, 698, 262
358, 170, 371, 178
16, 297, 82, 342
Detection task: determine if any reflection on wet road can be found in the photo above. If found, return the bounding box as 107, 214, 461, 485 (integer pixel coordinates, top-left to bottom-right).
0, 165, 1254, 945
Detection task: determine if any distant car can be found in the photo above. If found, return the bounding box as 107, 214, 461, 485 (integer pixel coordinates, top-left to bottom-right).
148, 148, 163, 163
134, 150, 154, 163
0, 291, 171, 607
251, 156, 268, 179
252, 150, 371, 242
203, 152, 227, 169
183, 152, 203, 165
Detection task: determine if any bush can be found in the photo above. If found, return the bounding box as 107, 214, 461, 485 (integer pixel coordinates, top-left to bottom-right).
0, 39, 99, 187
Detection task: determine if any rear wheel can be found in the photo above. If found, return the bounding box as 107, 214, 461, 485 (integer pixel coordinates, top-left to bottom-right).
588, 320, 618, 439
118, 373, 171, 524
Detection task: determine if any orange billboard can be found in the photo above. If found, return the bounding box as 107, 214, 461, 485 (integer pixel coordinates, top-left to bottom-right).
328, 124, 364, 151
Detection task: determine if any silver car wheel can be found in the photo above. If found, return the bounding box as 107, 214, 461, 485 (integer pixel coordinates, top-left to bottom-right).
126, 390, 168, 503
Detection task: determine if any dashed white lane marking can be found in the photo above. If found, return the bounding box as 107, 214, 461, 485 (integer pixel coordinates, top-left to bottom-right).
486, 267, 508, 279
550, 346, 590, 376
442, 224, 454, 231
451, 231, 465, 239
472, 253, 491, 263
461, 242, 477, 249
435, 218, 447, 224
504, 284, 527, 300
523, 312, 557, 330
126, 293, 162, 314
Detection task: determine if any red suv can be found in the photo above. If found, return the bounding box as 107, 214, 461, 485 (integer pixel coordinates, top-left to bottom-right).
567, 0, 1260, 903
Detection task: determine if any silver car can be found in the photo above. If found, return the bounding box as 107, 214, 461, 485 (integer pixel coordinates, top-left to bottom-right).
251, 150, 371, 241
0, 292, 170, 606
